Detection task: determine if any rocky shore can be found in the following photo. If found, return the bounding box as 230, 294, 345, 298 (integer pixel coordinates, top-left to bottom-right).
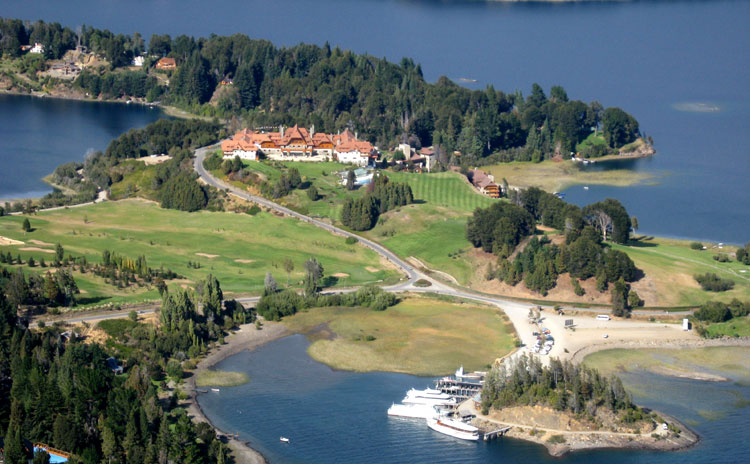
463, 403, 698, 457
183, 320, 290, 464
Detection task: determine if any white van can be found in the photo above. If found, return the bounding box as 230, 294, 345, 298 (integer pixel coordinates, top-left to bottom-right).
596, 315, 610, 321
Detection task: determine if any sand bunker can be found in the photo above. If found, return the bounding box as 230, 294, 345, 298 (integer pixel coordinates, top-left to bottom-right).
0, 236, 24, 246
332, 273, 350, 278
365, 266, 379, 273
234, 259, 254, 264
29, 239, 54, 246
19, 247, 55, 253
195, 253, 219, 258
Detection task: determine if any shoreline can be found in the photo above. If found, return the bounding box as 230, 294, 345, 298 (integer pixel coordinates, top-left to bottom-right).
463, 402, 699, 457
183, 320, 290, 464
569, 337, 750, 365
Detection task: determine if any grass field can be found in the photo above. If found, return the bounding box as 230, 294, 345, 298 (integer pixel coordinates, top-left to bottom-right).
195, 369, 250, 387
0, 199, 399, 308
485, 160, 654, 192
281, 296, 517, 376
703, 316, 750, 338
232, 161, 494, 284
583, 347, 750, 382
612, 237, 750, 307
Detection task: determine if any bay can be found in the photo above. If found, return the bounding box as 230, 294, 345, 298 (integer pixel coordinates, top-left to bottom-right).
197, 334, 750, 464
3, 0, 748, 241
0, 94, 164, 199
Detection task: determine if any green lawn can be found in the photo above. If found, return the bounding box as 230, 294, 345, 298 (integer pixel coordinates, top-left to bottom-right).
282, 296, 517, 376
231, 162, 494, 284
612, 237, 750, 307
575, 132, 607, 153
0, 199, 400, 308
704, 316, 750, 338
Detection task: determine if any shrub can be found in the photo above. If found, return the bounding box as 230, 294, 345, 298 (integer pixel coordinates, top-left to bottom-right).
713, 253, 730, 263
413, 279, 432, 288
246, 205, 261, 215
693, 301, 732, 323
345, 236, 358, 245
547, 435, 566, 444
689, 242, 704, 250
694, 273, 734, 292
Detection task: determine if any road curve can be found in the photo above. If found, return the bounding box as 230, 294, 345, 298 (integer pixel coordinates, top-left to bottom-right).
194, 147, 420, 288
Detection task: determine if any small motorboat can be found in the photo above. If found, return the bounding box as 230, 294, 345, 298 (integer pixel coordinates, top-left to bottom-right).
280, 437, 290, 443
583, 186, 589, 190
211, 388, 220, 392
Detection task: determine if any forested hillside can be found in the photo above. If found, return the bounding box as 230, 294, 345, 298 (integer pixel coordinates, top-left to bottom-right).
1, 17, 643, 166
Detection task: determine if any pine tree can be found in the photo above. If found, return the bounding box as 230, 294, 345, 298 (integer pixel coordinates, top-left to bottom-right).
22, 217, 31, 232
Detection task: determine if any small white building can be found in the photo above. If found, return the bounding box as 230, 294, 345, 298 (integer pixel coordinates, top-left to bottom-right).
336, 149, 371, 167
682, 318, 691, 331
29, 42, 45, 54
132, 56, 145, 67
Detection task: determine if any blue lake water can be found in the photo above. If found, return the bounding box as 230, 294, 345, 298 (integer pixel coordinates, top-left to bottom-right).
0, 94, 164, 199
3, 0, 749, 241
197, 335, 750, 464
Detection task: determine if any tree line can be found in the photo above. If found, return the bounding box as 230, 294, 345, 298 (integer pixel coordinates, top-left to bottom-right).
341, 174, 413, 231
481, 355, 651, 426
0, 273, 248, 464
469, 188, 639, 313
3, 17, 644, 168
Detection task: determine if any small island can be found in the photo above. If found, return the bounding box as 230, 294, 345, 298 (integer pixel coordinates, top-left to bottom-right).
467, 355, 698, 456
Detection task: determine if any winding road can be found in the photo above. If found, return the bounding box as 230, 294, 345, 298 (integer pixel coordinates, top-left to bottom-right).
29, 149, 699, 362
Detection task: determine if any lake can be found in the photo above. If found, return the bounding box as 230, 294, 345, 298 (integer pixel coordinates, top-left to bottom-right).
197, 334, 750, 464
0, 94, 163, 199
3, 0, 748, 241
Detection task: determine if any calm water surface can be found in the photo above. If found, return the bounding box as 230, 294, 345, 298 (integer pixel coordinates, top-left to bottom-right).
197, 335, 749, 464
0, 94, 163, 199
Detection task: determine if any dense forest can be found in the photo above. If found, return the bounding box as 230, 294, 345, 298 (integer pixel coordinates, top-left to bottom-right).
468, 188, 639, 312
2, 17, 644, 167
0, 274, 247, 463
480, 355, 651, 426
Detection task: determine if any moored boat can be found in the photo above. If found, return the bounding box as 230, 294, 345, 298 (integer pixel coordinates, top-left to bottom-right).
426, 416, 480, 441
387, 403, 440, 419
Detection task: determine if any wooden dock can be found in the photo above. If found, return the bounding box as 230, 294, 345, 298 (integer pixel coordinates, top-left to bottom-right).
483, 426, 512, 441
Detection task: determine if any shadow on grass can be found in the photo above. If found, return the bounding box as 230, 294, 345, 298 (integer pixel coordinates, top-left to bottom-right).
627, 237, 658, 248
76, 295, 112, 305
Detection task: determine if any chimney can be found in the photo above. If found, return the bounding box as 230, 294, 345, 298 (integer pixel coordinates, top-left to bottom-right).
355, 131, 358, 140
310, 124, 315, 135
280, 125, 285, 138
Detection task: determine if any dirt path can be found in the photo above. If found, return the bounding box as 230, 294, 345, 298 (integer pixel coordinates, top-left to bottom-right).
184, 320, 290, 464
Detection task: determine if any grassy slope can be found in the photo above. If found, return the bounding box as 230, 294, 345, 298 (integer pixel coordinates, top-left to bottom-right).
703, 316, 750, 338
235, 161, 494, 284
583, 346, 750, 382
282, 296, 517, 376
485, 160, 654, 192
0, 199, 399, 307
611, 237, 750, 307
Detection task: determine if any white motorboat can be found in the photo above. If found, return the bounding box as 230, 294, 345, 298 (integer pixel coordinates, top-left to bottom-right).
211, 388, 220, 392
387, 403, 440, 419
426, 416, 480, 441
402, 388, 455, 406
280, 437, 290, 443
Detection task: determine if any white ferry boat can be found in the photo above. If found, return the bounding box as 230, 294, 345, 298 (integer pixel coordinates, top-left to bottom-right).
426, 416, 480, 441
402, 388, 456, 406
387, 403, 439, 419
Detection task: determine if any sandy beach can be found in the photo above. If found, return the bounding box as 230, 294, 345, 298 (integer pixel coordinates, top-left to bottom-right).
184, 320, 290, 464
